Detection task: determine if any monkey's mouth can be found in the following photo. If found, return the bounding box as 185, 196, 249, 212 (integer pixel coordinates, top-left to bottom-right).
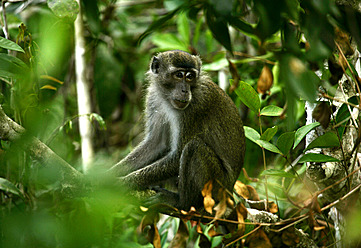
172, 99, 189, 110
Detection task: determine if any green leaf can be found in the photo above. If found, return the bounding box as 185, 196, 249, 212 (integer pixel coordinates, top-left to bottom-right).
0, 178, 24, 199
233, 80, 261, 113
277, 131, 295, 156
228, 16, 256, 38
260, 169, 296, 178
0, 36, 24, 53
261, 126, 278, 142
138, 7, 182, 44
293, 122, 320, 149
90, 113, 106, 130
305, 132, 340, 151
151, 33, 188, 51
244, 126, 260, 143
203, 58, 228, 71
205, 7, 232, 52
0, 53, 29, 79
260, 105, 283, 116
256, 140, 282, 154
47, 0, 79, 22
279, 55, 319, 102
177, 12, 190, 44
298, 153, 339, 163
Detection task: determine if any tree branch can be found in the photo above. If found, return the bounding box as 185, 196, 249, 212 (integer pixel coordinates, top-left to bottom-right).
0, 105, 84, 193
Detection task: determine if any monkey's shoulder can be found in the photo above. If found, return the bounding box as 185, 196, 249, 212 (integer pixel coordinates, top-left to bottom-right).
199, 79, 237, 108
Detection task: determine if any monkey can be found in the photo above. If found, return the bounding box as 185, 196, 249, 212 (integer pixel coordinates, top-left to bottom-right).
110, 50, 245, 211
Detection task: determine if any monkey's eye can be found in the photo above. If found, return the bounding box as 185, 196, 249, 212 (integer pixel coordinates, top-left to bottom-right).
185, 72, 195, 82
174, 71, 184, 79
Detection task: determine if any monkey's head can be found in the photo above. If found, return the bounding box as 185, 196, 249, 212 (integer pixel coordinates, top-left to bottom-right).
148, 50, 202, 110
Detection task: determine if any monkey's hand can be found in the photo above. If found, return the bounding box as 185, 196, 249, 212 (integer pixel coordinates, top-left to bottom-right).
142, 187, 179, 208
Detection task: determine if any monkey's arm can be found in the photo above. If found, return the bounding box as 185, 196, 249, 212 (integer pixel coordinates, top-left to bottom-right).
109, 131, 169, 177
119, 152, 178, 189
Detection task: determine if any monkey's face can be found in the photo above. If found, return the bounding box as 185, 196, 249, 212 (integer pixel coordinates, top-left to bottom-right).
167, 69, 197, 110
150, 51, 201, 110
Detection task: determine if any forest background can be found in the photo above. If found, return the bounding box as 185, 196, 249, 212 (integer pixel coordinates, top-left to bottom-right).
0, 0, 361, 247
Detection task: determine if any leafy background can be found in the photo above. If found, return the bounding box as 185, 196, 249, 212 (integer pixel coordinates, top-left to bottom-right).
0, 0, 361, 247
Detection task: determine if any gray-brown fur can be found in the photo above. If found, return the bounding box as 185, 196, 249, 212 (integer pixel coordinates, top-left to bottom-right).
110, 50, 245, 210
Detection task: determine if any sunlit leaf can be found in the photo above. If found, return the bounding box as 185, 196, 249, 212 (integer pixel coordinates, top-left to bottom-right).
260, 105, 283, 116
256, 140, 282, 154
0, 36, 25, 53
244, 126, 261, 143
152, 33, 188, 51
234, 80, 261, 113
298, 153, 339, 163
0, 178, 24, 199
260, 169, 296, 178
177, 12, 190, 44
293, 122, 320, 149
202, 180, 215, 214
203, 58, 228, 71
305, 132, 340, 151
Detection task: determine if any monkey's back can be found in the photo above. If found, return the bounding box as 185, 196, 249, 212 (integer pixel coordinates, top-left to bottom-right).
181, 79, 245, 184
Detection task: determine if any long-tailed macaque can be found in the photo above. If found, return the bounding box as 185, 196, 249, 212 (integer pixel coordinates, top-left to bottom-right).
110, 50, 245, 210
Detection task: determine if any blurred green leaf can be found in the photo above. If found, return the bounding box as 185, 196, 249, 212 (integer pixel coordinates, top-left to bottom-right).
0, 53, 29, 79
138, 7, 182, 44
90, 113, 106, 130
261, 126, 278, 142
83, 0, 100, 35
305, 132, 340, 151
260, 105, 283, 116
228, 16, 256, 38
244, 126, 261, 143
203, 58, 228, 71
0, 178, 24, 199
256, 140, 283, 154
47, 0, 79, 22
205, 7, 232, 52
177, 12, 190, 44
0, 36, 24, 53
233, 80, 261, 113
298, 153, 339, 163
277, 131, 295, 155
261, 169, 296, 178
152, 33, 188, 51
293, 122, 320, 149
280, 55, 319, 102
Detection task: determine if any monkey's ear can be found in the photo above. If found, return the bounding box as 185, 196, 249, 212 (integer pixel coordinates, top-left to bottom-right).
151, 56, 160, 74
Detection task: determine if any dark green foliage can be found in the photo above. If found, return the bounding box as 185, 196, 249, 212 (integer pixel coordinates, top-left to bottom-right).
0, 0, 361, 246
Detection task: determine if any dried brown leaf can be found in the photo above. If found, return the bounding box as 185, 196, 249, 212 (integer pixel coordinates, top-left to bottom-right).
281, 227, 300, 246
245, 228, 272, 248
137, 212, 161, 248
268, 201, 278, 214
312, 101, 331, 129
214, 189, 228, 219
257, 65, 273, 95
236, 203, 247, 236
234, 180, 250, 199
247, 185, 260, 201
202, 180, 215, 214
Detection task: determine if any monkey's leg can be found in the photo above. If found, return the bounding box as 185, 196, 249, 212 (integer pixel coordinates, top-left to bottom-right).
178, 137, 228, 211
